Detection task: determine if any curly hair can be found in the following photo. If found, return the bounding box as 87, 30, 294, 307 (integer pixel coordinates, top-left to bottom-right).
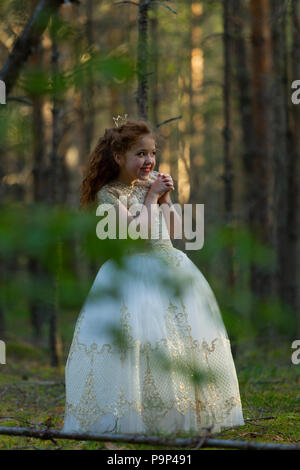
80, 118, 158, 208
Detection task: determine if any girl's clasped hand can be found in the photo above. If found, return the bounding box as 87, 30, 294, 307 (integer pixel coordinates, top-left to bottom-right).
149, 173, 174, 198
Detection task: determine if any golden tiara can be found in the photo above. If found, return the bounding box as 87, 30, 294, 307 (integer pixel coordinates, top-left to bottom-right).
112, 114, 128, 127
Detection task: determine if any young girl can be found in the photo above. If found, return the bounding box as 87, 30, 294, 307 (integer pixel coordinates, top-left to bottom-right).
63, 117, 244, 436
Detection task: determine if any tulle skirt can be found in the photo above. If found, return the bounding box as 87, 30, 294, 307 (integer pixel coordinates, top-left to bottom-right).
63, 245, 244, 436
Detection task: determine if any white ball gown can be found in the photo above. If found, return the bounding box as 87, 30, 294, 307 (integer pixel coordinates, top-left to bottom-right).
63, 170, 244, 436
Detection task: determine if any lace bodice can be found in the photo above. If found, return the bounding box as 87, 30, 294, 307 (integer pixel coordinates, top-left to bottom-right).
97, 170, 173, 249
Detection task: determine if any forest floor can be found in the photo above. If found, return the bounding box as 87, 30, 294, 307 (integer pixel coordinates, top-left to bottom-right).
0, 337, 299, 450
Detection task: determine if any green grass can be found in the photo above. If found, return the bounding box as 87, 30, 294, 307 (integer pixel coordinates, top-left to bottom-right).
0, 339, 299, 450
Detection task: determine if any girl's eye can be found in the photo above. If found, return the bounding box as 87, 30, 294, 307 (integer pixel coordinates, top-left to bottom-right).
137, 151, 156, 156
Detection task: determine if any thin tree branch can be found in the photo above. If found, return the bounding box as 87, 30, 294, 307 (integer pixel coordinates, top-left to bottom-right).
156, 115, 182, 127
200, 32, 225, 48
6, 96, 33, 106
113, 1, 139, 6
114, 0, 177, 14
151, 1, 177, 14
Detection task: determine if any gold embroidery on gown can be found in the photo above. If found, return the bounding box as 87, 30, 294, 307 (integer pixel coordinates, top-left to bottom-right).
63, 170, 244, 435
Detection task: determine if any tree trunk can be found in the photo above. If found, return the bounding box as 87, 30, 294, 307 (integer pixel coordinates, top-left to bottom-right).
187, 1, 197, 205
83, 0, 96, 156
232, 0, 255, 219
48, 20, 65, 367
290, 0, 300, 336
222, 0, 236, 288
270, 1, 294, 335
137, 0, 149, 119
249, 0, 274, 302
149, 3, 159, 130
28, 0, 46, 344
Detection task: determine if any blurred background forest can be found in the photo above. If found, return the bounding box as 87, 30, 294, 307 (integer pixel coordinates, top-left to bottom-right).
0, 0, 299, 371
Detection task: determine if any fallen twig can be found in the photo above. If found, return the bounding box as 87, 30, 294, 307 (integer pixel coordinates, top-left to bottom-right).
253, 380, 286, 384
193, 426, 213, 450
15, 381, 64, 387
0, 426, 299, 450
245, 416, 276, 422
0, 417, 37, 427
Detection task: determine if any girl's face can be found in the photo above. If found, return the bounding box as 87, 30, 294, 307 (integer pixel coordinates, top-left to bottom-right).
114, 134, 156, 184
